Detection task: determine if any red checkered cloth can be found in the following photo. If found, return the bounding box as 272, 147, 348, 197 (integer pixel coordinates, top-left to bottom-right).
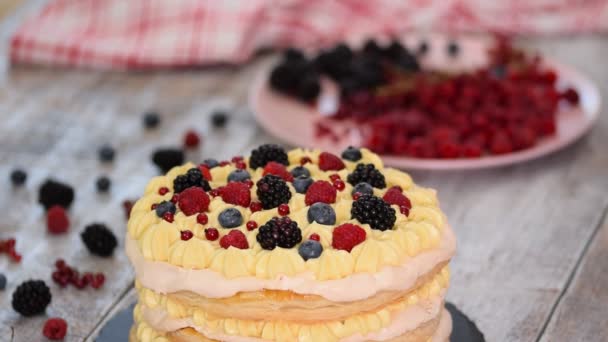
10, 0, 608, 69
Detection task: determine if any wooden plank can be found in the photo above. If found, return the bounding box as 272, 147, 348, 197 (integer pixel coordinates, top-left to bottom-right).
539, 210, 608, 342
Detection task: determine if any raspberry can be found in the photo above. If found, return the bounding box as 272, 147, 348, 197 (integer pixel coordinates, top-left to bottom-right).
490, 132, 513, 154
249, 144, 289, 169
305, 181, 337, 205
382, 186, 412, 210
256, 175, 292, 209
183, 130, 201, 148
332, 223, 366, 252
205, 228, 219, 241
43, 318, 67, 340
347, 164, 386, 189
249, 202, 262, 213
351, 195, 396, 231
180, 230, 193, 241
47, 205, 70, 234
178, 187, 210, 215
318, 152, 345, 171
197, 165, 213, 181
263, 161, 294, 181
220, 182, 251, 207
256, 217, 302, 250
219, 230, 249, 249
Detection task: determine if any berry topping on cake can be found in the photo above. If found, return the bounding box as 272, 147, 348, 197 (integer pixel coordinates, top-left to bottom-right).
382, 186, 412, 214
351, 182, 373, 196
249, 201, 263, 213
38, 179, 75, 210
81, 223, 118, 257
309, 233, 320, 241
290, 166, 310, 178
257, 217, 302, 250
293, 176, 313, 194
173, 168, 211, 193
198, 165, 213, 181
298, 240, 323, 261
278, 203, 290, 216
180, 230, 193, 241
219, 230, 248, 249
263, 161, 294, 181
228, 169, 251, 182
10, 169, 27, 186
47, 205, 70, 234
318, 152, 345, 171
300, 156, 312, 165
158, 187, 169, 195
351, 195, 396, 231
332, 223, 366, 252
333, 179, 345, 191
305, 180, 337, 205
163, 212, 174, 222
11, 280, 51, 316
220, 182, 251, 207
178, 187, 210, 215
43, 317, 68, 340
347, 164, 386, 189
211, 110, 229, 128
96, 176, 111, 193
246, 221, 258, 231
143, 110, 161, 129
218, 208, 243, 228
152, 148, 185, 173
249, 144, 289, 169
204, 228, 219, 241
203, 158, 219, 168
183, 130, 201, 149
98, 144, 115, 163
155, 201, 176, 217
307, 202, 336, 225
256, 175, 292, 209
196, 213, 208, 225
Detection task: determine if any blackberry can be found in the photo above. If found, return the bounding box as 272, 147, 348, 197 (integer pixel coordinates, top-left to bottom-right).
283, 47, 305, 61
314, 45, 353, 80
11, 280, 51, 316
211, 110, 229, 128
256, 175, 291, 209
143, 110, 161, 129
362, 39, 383, 57
173, 168, 211, 193
269, 60, 316, 94
296, 73, 321, 102
81, 223, 118, 257
152, 148, 185, 173
10, 169, 27, 186
351, 195, 396, 231
256, 217, 302, 250
38, 179, 75, 210
249, 144, 289, 169
347, 164, 386, 189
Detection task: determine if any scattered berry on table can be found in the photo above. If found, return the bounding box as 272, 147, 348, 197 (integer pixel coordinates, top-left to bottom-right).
298, 240, 323, 261
263, 161, 293, 181
0, 238, 22, 262
293, 176, 313, 194
143, 110, 161, 129
219, 230, 248, 249
173, 168, 211, 193
178, 187, 210, 215
290, 166, 310, 178
341, 146, 362, 162
155, 201, 176, 217
257, 217, 302, 250
220, 182, 251, 207
332, 223, 366, 252
347, 164, 386, 189
11, 280, 51, 316
307, 202, 336, 225
218, 208, 243, 228
10, 169, 27, 186
203, 158, 219, 168
96, 176, 111, 193
183, 130, 201, 149
98, 145, 115, 163
151, 148, 185, 173
447, 40, 459, 57
52, 260, 105, 290
278, 203, 290, 216
249, 144, 289, 169
211, 110, 229, 128
180, 230, 193, 241
351, 195, 396, 231
227, 169, 251, 182
197, 213, 208, 225
0, 273, 6, 290
246, 220, 258, 231
318, 152, 345, 171
204, 228, 219, 241
38, 179, 75, 210
123, 200, 134, 219
43, 317, 68, 340
256, 174, 292, 209
47, 205, 70, 234
418, 40, 429, 55
351, 182, 373, 197
81, 223, 117, 257
304, 180, 337, 205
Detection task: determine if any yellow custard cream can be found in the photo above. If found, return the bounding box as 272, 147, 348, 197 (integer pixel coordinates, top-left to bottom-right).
127, 145, 456, 342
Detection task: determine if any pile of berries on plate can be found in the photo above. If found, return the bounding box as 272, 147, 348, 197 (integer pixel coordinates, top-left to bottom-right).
270, 36, 581, 158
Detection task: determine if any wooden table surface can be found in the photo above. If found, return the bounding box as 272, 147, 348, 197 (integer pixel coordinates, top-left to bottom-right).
1, 3, 607, 342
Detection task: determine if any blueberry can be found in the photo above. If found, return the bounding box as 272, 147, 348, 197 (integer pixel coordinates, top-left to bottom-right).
10, 169, 27, 186
98, 145, 115, 163
218, 208, 243, 228
290, 166, 310, 178
298, 240, 323, 261
0, 273, 6, 290
447, 41, 459, 57
211, 111, 228, 128
228, 169, 251, 182
341, 146, 362, 162
143, 111, 161, 129
155, 201, 176, 218
96, 176, 111, 192
307, 203, 336, 225
293, 176, 313, 194
203, 159, 219, 168
352, 182, 373, 196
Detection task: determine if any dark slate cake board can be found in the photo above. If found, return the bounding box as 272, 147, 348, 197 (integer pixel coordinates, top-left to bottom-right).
97, 302, 484, 341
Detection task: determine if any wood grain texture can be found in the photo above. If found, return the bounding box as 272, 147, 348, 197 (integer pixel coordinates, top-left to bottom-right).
0, 3, 606, 341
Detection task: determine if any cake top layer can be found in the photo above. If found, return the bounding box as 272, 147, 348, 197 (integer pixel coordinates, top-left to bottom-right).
127, 145, 448, 281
